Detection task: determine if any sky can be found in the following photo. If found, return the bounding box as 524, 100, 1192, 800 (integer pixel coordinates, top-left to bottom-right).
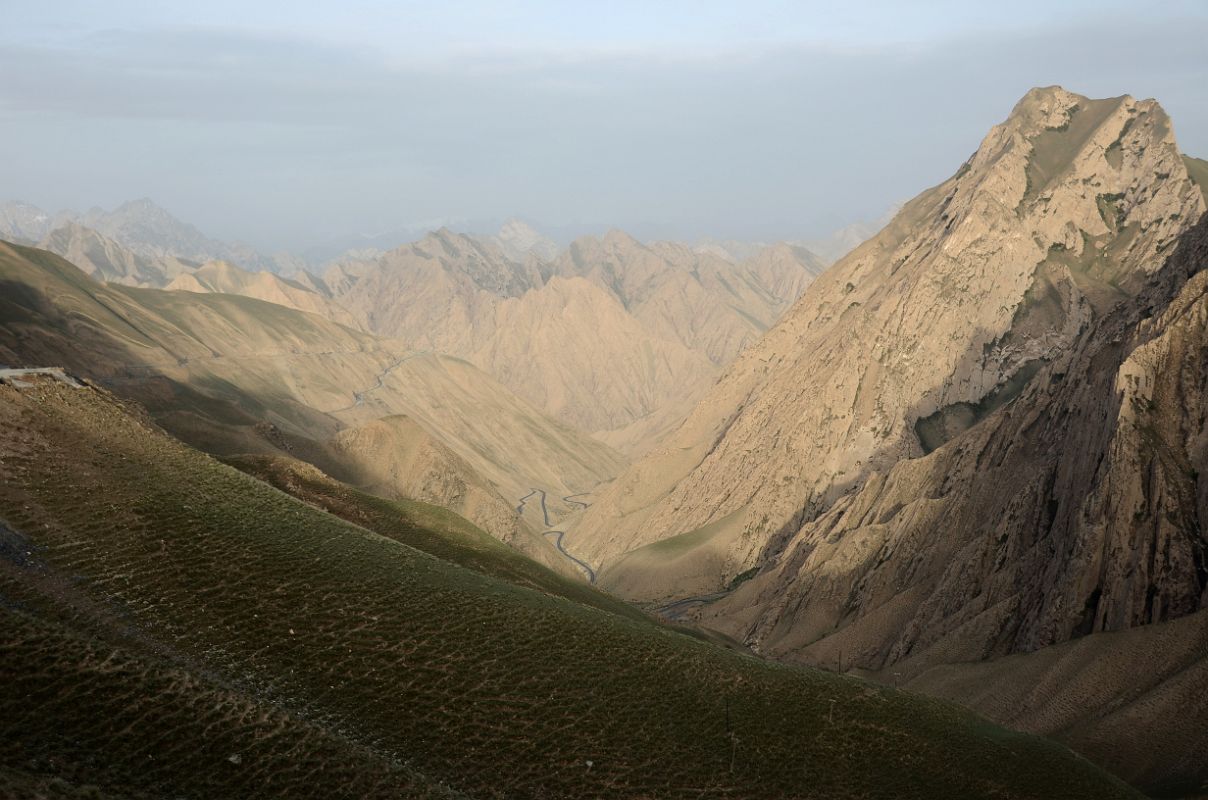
3, 1, 1207, 251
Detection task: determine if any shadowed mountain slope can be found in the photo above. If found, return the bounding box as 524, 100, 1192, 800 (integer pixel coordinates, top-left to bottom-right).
547, 88, 1208, 793
700, 210, 1208, 642
0, 376, 1141, 800
687, 213, 1208, 795
904, 609, 1208, 796
0, 241, 622, 563
226, 452, 646, 621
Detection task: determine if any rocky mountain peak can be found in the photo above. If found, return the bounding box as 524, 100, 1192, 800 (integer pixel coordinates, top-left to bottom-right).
494, 218, 560, 262
942, 89, 1195, 278
113, 196, 168, 214
570, 88, 1207, 588
0, 200, 58, 242
600, 228, 644, 250
1008, 85, 1091, 121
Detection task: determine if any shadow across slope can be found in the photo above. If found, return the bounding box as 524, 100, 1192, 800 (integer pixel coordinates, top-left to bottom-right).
0, 378, 1140, 800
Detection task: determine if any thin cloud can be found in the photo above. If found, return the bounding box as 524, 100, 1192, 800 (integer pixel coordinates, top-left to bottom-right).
0, 12, 1205, 249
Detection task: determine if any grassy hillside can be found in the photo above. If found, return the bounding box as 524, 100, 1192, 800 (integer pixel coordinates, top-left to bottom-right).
226, 453, 646, 621
0, 377, 1141, 799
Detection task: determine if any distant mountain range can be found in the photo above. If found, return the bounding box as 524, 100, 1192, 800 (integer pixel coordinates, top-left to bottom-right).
2, 196, 834, 453
0, 198, 286, 271
0, 237, 624, 575
0, 197, 877, 279
322, 227, 824, 448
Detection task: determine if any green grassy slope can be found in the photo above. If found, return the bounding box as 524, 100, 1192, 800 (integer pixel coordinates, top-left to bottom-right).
0, 379, 1141, 800
226, 453, 648, 622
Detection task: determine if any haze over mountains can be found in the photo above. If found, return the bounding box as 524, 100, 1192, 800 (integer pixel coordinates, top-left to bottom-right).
0, 196, 830, 452
326, 227, 824, 445
3, 83, 1208, 799
0, 197, 290, 273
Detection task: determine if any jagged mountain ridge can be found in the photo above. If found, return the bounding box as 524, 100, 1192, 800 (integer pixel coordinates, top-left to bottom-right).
332, 227, 824, 443
4, 198, 827, 452
0, 200, 63, 242
166, 259, 361, 328
38, 220, 199, 287
12, 202, 823, 461
551, 231, 826, 366
78, 198, 234, 262
571, 87, 1206, 587
0, 198, 295, 275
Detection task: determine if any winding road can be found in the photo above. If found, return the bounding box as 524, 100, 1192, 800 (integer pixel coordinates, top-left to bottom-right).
515, 488, 554, 527
653, 590, 732, 620
516, 488, 597, 584
332, 350, 432, 413
543, 530, 597, 584
562, 493, 591, 510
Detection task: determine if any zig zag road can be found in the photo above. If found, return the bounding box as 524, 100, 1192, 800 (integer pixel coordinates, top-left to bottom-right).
331, 350, 432, 413
515, 488, 596, 583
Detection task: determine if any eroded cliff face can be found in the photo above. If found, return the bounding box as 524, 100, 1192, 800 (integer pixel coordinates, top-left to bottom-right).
700, 213, 1208, 671
571, 88, 1207, 591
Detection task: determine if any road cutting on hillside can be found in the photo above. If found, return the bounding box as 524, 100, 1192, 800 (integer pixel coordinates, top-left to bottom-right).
516, 487, 597, 583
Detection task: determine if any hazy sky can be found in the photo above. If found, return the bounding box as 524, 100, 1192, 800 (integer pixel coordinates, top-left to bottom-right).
3, 1, 1207, 250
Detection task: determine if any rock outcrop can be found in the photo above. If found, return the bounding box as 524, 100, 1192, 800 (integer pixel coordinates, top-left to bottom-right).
692, 211, 1208, 797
